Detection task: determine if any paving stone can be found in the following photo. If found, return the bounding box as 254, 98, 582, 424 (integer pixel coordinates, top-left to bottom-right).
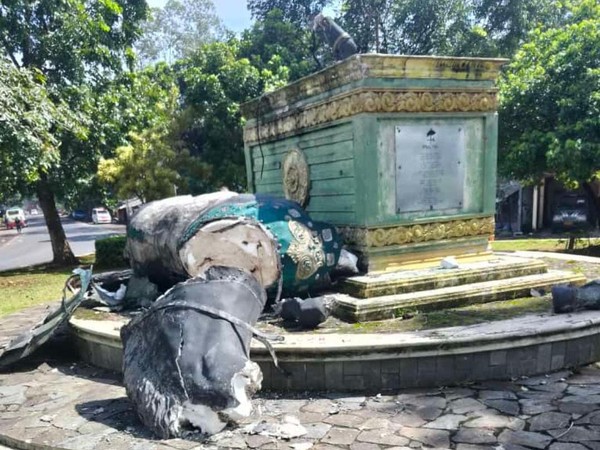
388, 411, 426, 428
455, 445, 496, 450
350, 443, 381, 450
558, 400, 600, 415
482, 399, 519, 416
442, 387, 475, 400
302, 423, 331, 440
396, 394, 446, 410
497, 430, 552, 449
548, 444, 588, 450
452, 428, 497, 444
463, 412, 525, 431
323, 413, 364, 428
356, 430, 409, 446
245, 434, 277, 448
358, 417, 391, 430
568, 367, 600, 384
449, 398, 487, 414
322, 427, 360, 446
577, 410, 600, 425
296, 411, 329, 423
518, 371, 571, 386
479, 390, 517, 400
398, 427, 450, 448
412, 406, 442, 421
530, 382, 568, 393
528, 411, 571, 431
424, 413, 467, 430
567, 386, 600, 396
302, 399, 335, 414
0, 386, 26, 406
519, 398, 556, 415
547, 426, 600, 441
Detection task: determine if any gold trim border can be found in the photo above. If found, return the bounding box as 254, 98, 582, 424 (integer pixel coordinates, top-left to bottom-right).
243, 88, 498, 144
241, 54, 507, 117
338, 217, 495, 248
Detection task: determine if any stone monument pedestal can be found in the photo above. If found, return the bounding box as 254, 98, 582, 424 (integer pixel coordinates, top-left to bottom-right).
242, 54, 505, 272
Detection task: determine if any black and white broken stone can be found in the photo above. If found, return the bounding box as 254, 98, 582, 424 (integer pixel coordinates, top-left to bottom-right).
121, 267, 270, 438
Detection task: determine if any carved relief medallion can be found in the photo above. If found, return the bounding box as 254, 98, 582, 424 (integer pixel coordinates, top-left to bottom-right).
282, 148, 310, 206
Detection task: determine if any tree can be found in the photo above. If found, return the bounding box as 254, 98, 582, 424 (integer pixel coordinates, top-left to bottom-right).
136, 0, 222, 66
498, 0, 600, 185
240, 8, 320, 81
0, 0, 147, 265
172, 41, 288, 193
247, 0, 331, 25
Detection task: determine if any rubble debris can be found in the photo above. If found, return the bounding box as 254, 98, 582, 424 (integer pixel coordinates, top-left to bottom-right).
552, 280, 600, 313
0, 268, 92, 367
277, 297, 329, 329
121, 266, 278, 438
243, 415, 307, 440
440, 256, 460, 269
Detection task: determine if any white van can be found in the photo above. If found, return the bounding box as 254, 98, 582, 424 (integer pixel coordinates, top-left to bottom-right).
92, 207, 112, 224
5, 208, 26, 229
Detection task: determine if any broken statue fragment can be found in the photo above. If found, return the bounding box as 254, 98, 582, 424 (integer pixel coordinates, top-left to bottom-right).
121, 266, 272, 438
125, 193, 342, 295
552, 280, 600, 313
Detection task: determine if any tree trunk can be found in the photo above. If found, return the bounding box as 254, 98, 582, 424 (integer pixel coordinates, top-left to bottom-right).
36, 174, 78, 266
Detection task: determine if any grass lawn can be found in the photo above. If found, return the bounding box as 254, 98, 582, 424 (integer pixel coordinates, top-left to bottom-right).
0, 255, 98, 317
492, 237, 600, 253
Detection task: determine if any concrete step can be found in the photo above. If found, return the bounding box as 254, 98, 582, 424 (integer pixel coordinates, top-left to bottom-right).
337, 255, 548, 298
332, 270, 587, 322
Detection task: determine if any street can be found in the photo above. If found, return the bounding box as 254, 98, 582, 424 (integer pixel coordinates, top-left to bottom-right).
0, 215, 125, 272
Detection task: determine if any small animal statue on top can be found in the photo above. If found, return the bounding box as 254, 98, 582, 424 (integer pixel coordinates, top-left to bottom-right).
313, 13, 358, 61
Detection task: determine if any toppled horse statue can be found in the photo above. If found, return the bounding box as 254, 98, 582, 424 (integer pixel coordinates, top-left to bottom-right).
125, 192, 343, 295
121, 266, 275, 438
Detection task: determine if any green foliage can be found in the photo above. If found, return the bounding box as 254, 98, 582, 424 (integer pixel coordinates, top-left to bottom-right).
95, 235, 127, 269
499, 0, 600, 185
248, 0, 330, 24
0, 60, 83, 196
136, 0, 222, 66
172, 41, 289, 192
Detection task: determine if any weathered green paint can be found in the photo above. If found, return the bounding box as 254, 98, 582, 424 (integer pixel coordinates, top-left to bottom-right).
242, 54, 506, 270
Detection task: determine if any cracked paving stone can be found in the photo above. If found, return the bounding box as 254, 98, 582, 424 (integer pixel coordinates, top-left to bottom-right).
497, 429, 552, 449
356, 430, 408, 446
482, 399, 520, 416
448, 398, 487, 415
529, 411, 571, 431
322, 427, 360, 446
547, 425, 600, 441
398, 426, 450, 448
424, 413, 467, 430
566, 386, 600, 396
296, 411, 329, 423
302, 399, 335, 414
453, 428, 497, 444
396, 394, 446, 410
245, 433, 277, 448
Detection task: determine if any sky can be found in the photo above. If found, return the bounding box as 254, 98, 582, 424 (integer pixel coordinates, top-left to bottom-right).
147, 0, 253, 33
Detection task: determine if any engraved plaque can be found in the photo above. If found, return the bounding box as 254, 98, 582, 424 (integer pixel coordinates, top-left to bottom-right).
395, 123, 466, 213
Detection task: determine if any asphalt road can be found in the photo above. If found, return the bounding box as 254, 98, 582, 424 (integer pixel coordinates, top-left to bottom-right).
0, 215, 126, 272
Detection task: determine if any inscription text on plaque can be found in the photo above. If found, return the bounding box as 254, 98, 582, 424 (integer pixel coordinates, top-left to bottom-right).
395, 123, 466, 214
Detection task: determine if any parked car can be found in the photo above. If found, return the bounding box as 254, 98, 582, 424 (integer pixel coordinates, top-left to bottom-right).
5, 208, 27, 229
552, 194, 591, 232
92, 207, 112, 224
70, 210, 88, 221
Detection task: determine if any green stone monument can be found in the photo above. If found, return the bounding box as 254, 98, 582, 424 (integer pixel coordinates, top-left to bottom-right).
241, 54, 506, 272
